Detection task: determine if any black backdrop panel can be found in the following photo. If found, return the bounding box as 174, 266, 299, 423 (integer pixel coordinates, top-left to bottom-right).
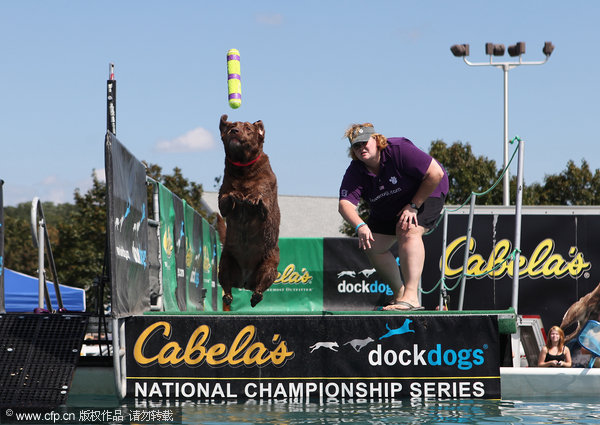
105, 132, 150, 318
125, 314, 500, 400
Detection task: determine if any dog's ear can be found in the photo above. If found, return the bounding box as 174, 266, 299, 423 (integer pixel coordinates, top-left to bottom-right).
220, 114, 229, 134
253, 120, 264, 138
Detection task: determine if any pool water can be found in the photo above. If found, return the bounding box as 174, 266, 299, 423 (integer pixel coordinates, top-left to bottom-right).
179, 399, 600, 424
65, 396, 600, 424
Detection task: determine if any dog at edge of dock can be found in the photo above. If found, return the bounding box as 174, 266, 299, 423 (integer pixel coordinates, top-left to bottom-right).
560, 282, 600, 341
216, 114, 280, 308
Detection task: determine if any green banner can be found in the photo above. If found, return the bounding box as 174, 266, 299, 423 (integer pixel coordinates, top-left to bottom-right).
158, 184, 178, 311
184, 203, 203, 311
228, 238, 324, 312
211, 225, 223, 312
201, 219, 216, 311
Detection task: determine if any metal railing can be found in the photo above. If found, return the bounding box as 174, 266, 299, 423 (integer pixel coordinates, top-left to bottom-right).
422, 136, 524, 313
30, 197, 65, 312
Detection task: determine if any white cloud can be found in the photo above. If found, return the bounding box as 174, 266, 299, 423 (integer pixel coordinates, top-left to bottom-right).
256, 13, 283, 26
46, 187, 68, 204
94, 168, 106, 182
42, 175, 59, 185
155, 127, 216, 153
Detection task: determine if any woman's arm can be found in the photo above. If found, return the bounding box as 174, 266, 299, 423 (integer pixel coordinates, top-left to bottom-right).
537, 347, 550, 367
561, 346, 572, 367
398, 159, 445, 230
339, 199, 374, 250
410, 159, 445, 208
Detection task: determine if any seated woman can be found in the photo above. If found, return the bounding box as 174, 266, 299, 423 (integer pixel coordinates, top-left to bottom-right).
538, 326, 572, 367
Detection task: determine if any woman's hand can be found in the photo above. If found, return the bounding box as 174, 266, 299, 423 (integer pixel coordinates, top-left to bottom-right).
357, 224, 374, 250
397, 204, 419, 231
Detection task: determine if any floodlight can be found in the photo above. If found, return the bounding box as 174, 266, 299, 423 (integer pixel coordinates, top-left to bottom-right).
508, 42, 526, 57
451, 39, 553, 206
450, 44, 470, 57
485, 43, 505, 56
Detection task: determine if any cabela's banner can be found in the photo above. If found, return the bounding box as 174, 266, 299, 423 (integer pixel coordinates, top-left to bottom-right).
125, 314, 500, 400
227, 238, 324, 312
322, 213, 598, 331
431, 213, 596, 331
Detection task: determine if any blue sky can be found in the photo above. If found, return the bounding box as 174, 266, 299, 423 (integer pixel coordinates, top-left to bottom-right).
1, 1, 599, 206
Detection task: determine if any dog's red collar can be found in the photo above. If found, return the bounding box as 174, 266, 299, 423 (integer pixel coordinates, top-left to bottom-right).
228, 154, 261, 167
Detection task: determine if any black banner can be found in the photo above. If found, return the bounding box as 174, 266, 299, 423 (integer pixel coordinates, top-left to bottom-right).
321, 213, 599, 332
125, 314, 500, 400
0, 179, 4, 314
105, 133, 150, 318
440, 214, 597, 330
323, 238, 391, 310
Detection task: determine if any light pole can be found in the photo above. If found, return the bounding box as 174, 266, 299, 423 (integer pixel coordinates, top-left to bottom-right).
450, 41, 554, 206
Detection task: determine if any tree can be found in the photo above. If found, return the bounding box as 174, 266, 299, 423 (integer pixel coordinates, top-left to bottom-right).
429, 140, 503, 205
535, 160, 600, 205
53, 172, 107, 305
145, 163, 214, 221
3, 202, 74, 277
3, 165, 211, 311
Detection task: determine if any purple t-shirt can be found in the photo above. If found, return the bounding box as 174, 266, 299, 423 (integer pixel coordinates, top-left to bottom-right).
339, 137, 449, 222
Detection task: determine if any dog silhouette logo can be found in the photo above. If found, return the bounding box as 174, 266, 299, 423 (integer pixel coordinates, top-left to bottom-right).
309, 342, 339, 353
379, 319, 415, 340
344, 337, 374, 352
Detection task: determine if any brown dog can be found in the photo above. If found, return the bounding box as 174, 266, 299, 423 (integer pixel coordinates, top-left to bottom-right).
217, 114, 280, 308
560, 282, 600, 341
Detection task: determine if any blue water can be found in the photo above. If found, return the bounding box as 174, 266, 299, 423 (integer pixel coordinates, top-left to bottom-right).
65, 396, 600, 424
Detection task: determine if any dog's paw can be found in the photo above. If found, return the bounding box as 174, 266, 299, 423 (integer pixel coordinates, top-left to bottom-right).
257, 199, 268, 220
245, 196, 268, 219
218, 195, 235, 217
223, 293, 233, 306
250, 292, 263, 307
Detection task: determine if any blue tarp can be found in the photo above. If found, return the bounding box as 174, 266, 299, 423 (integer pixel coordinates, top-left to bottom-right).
3, 268, 86, 312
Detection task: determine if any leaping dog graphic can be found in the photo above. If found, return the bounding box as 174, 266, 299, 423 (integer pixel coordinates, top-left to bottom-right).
379, 319, 415, 340
344, 337, 374, 352
309, 342, 339, 353
359, 268, 377, 278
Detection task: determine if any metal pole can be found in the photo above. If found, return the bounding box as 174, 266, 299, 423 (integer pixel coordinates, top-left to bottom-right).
503, 65, 510, 206
38, 221, 45, 309
459, 49, 551, 205
511, 138, 525, 313
107, 63, 116, 135
438, 209, 448, 310
458, 194, 477, 310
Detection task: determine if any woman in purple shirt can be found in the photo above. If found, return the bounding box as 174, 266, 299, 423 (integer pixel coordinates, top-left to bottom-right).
338, 123, 449, 311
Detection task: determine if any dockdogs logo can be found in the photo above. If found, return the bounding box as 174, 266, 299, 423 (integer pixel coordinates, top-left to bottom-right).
336, 268, 394, 296
308, 318, 487, 371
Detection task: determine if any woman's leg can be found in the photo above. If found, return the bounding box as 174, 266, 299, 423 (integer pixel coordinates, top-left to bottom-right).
383, 225, 426, 310
365, 233, 404, 301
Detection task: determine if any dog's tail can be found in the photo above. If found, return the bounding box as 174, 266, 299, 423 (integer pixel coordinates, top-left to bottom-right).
216, 213, 226, 245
